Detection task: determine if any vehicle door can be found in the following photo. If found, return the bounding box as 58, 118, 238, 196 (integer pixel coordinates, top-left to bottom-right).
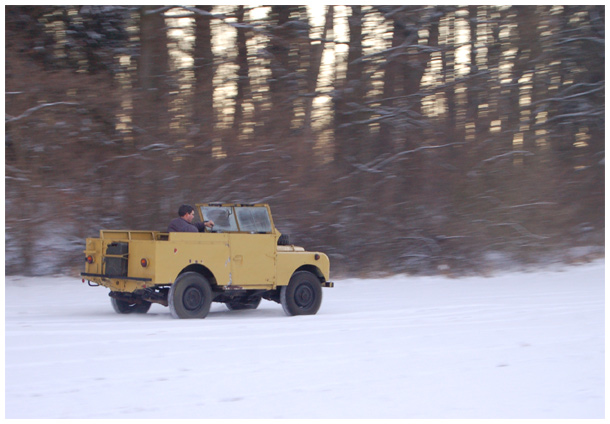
229, 206, 276, 286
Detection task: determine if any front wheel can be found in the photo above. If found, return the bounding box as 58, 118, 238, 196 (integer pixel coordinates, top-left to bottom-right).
110, 297, 151, 314
280, 271, 323, 316
169, 272, 213, 319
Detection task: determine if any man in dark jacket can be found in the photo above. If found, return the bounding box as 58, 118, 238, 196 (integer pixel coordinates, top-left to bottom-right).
168, 204, 214, 232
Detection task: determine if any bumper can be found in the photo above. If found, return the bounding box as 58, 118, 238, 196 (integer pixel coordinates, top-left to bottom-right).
81, 272, 152, 282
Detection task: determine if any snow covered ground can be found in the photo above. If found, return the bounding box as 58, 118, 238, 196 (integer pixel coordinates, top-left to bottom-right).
5, 260, 605, 419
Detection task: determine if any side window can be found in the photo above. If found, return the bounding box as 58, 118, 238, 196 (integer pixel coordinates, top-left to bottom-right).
236, 207, 272, 233
200, 206, 238, 232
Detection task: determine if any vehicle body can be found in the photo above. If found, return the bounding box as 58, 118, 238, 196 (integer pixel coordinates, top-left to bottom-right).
81, 203, 333, 318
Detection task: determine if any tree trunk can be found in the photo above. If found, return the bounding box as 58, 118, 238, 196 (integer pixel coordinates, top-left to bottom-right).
193, 6, 215, 157
231, 5, 250, 156
135, 6, 170, 146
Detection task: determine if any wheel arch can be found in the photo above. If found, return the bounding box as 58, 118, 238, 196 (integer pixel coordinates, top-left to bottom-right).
294, 264, 325, 283
177, 264, 217, 287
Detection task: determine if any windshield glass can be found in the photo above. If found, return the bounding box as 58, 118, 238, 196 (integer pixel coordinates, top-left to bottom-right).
200, 206, 238, 232
235, 207, 272, 233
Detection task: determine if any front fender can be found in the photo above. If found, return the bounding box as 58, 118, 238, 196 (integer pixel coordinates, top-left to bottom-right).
276, 250, 330, 286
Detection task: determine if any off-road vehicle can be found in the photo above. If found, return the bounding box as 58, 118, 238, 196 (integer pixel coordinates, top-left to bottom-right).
81, 203, 333, 318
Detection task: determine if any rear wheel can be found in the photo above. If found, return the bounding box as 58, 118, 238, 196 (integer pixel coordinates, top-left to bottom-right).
110, 297, 151, 314
169, 272, 213, 319
280, 271, 322, 316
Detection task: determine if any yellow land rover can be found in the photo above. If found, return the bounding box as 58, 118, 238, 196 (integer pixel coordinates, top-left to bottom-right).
81, 203, 333, 319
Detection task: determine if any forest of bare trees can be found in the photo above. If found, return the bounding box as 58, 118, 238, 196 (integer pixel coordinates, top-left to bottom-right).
5, 5, 605, 276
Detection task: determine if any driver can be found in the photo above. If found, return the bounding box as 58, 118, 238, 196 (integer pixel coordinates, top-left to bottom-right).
168, 204, 214, 232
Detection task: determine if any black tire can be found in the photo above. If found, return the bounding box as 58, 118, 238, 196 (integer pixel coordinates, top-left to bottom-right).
110, 297, 152, 314
278, 234, 290, 246
169, 272, 213, 319
226, 296, 262, 311
280, 271, 323, 316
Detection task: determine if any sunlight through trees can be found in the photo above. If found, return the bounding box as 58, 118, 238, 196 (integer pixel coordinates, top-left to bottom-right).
5, 6, 604, 276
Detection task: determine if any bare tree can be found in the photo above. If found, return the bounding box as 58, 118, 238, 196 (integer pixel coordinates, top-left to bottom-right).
193, 6, 215, 156
4, 5, 605, 276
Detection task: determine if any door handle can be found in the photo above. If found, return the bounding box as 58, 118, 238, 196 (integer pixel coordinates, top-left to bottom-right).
233, 255, 243, 263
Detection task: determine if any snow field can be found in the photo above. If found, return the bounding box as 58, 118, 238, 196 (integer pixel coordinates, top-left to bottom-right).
5, 260, 605, 419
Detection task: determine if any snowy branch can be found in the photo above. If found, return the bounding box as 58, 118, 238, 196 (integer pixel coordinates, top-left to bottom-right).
500, 202, 556, 210
555, 36, 605, 46
350, 42, 441, 65
531, 84, 604, 106
353, 143, 464, 174
6, 102, 79, 124
170, 6, 227, 20
542, 110, 604, 125
490, 222, 549, 240
165, 6, 268, 34
480, 150, 534, 164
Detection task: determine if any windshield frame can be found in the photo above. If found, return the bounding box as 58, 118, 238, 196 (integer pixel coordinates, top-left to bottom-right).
234, 206, 273, 233
199, 206, 238, 232
198, 204, 274, 234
